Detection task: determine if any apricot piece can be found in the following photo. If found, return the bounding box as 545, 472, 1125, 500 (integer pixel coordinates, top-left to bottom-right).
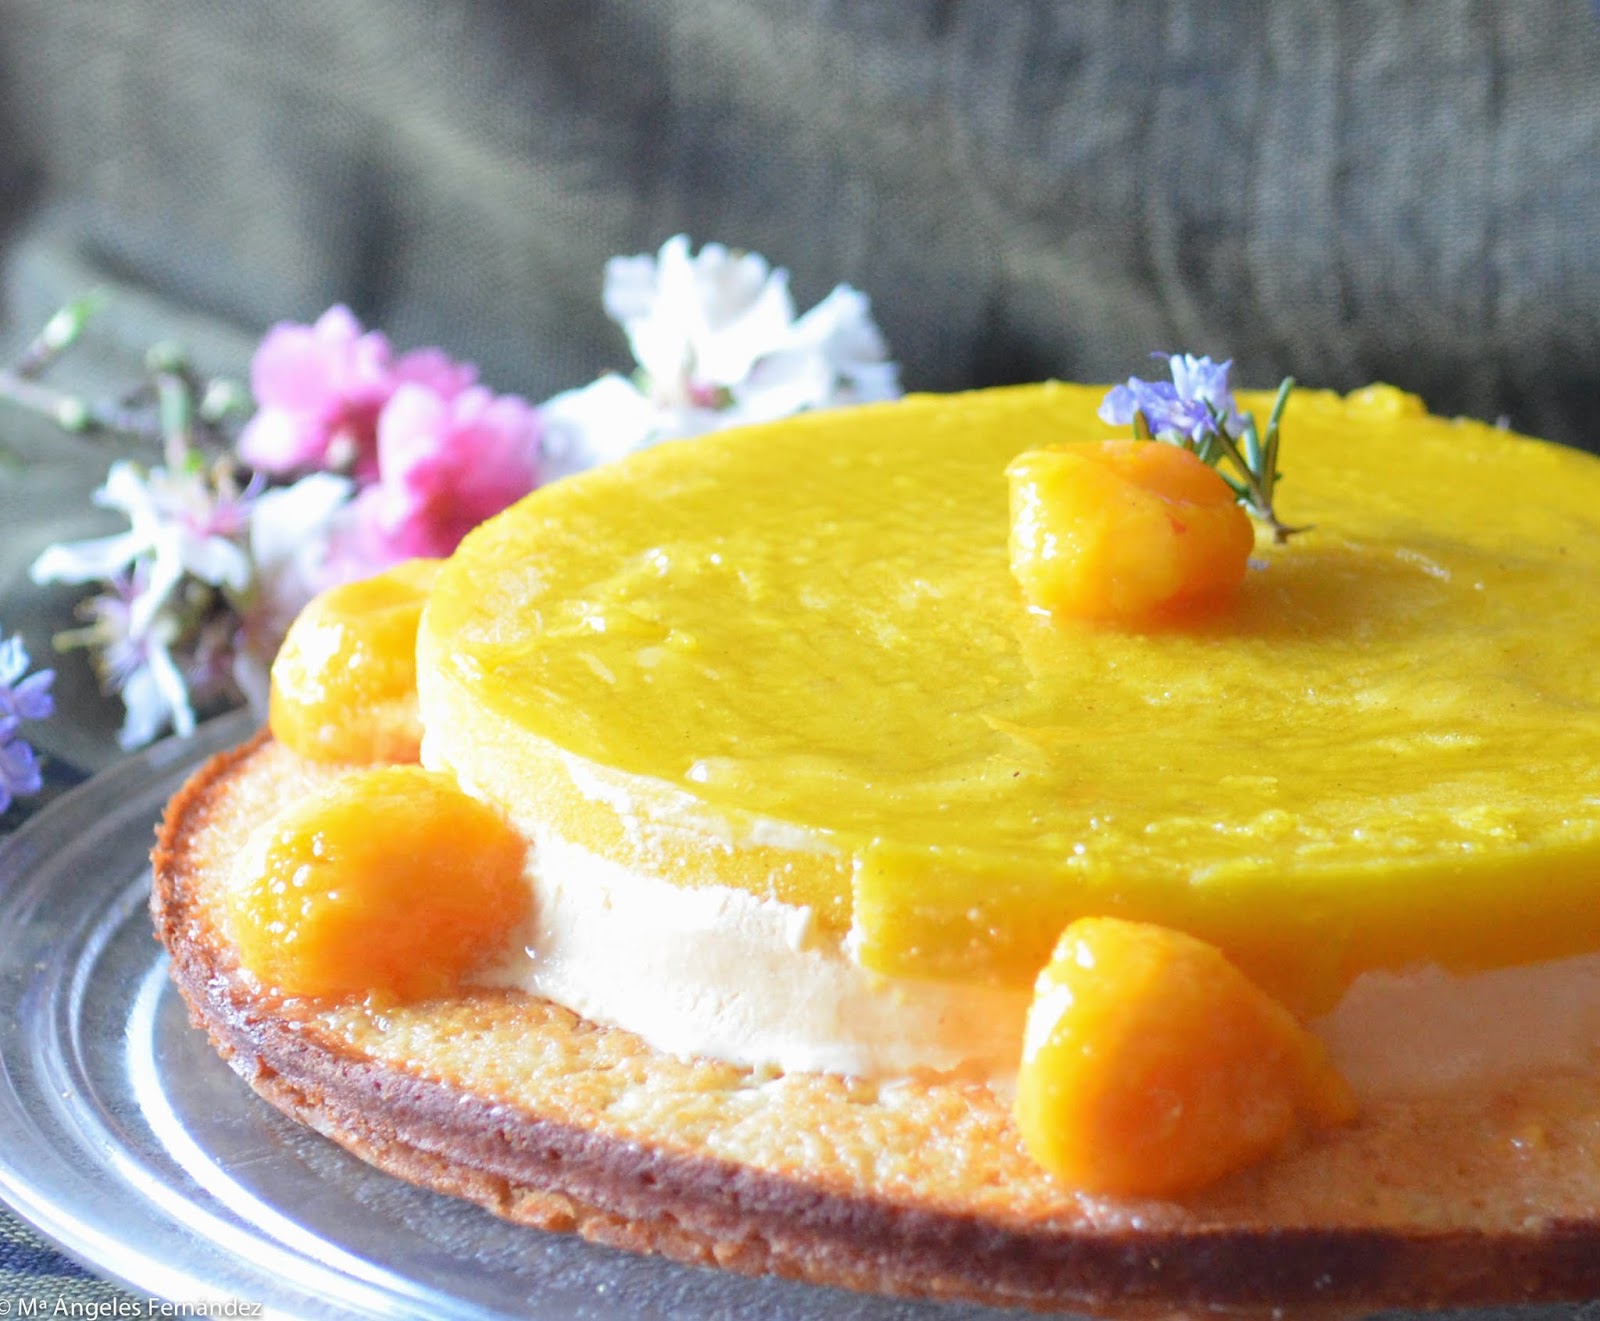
225, 765, 530, 1001
1014, 916, 1355, 1197
1006, 440, 1254, 621
270, 558, 441, 763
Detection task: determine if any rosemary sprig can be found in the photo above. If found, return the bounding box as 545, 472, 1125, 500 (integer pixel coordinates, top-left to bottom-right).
1101, 355, 1308, 544
1190, 377, 1304, 545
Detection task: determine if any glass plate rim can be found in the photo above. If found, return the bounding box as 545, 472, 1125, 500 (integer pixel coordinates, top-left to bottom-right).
0, 713, 1006, 1321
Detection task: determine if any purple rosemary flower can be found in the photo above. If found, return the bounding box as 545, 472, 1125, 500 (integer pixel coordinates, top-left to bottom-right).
1098, 353, 1244, 443
0, 631, 55, 814
1100, 353, 1303, 544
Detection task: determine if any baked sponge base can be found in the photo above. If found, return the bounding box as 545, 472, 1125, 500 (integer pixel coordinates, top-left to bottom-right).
151, 734, 1600, 1318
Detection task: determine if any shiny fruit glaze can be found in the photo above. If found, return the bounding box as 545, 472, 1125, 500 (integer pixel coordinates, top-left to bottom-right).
421, 382, 1600, 1011
269, 558, 441, 764
1006, 440, 1255, 621
225, 765, 529, 1001
1015, 917, 1355, 1197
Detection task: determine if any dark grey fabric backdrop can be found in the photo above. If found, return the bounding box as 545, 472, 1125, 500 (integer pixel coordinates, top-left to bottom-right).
0, 0, 1595, 448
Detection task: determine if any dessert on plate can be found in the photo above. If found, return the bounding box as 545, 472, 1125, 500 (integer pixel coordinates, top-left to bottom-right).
152, 379, 1600, 1317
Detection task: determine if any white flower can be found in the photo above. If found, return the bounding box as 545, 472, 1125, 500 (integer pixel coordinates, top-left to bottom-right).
30, 461, 252, 632
540, 236, 900, 479
231, 472, 352, 711
539, 373, 711, 479
58, 572, 196, 750
247, 472, 351, 616
733, 285, 902, 423
117, 621, 192, 749
604, 236, 794, 393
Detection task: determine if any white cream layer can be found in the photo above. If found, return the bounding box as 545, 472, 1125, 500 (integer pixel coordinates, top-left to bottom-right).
481, 832, 1600, 1098
482, 832, 1030, 1081
1311, 954, 1600, 1097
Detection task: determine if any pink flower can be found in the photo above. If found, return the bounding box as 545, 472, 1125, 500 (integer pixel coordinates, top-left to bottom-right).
329, 383, 541, 572
238, 306, 476, 480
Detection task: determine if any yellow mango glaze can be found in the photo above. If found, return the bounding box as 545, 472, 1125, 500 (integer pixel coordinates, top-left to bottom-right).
417, 381, 1600, 1014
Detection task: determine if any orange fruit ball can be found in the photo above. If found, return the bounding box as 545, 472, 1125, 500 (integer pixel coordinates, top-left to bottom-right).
225, 765, 530, 1001
269, 558, 441, 763
1007, 440, 1255, 621
1014, 916, 1355, 1197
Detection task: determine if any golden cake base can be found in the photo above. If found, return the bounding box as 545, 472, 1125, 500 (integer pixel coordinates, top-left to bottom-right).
152, 734, 1600, 1319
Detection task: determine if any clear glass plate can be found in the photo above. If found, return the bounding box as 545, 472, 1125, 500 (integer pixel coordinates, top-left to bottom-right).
0, 713, 1008, 1320
0, 714, 1577, 1321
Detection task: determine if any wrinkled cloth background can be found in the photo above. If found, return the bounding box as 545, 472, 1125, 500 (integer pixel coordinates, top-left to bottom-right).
0, 2, 1597, 1312
4, 3, 1597, 442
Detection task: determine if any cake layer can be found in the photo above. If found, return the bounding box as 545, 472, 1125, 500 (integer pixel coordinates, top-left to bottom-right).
479, 823, 1600, 1097
482, 829, 1030, 1080
151, 735, 1600, 1317
419, 382, 1600, 1009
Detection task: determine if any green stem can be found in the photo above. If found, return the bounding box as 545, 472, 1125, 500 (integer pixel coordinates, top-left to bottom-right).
0, 368, 87, 429
1201, 384, 1305, 544
0, 366, 168, 445
1208, 425, 1269, 509
155, 371, 196, 470
1262, 376, 1294, 496
13, 291, 102, 380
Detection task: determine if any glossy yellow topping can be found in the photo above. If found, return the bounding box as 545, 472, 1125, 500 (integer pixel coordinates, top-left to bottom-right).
1008, 440, 1254, 620
270, 558, 440, 764
419, 382, 1600, 1010
225, 765, 529, 1000
1015, 917, 1354, 1196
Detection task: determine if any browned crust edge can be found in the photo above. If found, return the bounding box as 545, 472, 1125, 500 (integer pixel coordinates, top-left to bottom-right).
150, 734, 1600, 1318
